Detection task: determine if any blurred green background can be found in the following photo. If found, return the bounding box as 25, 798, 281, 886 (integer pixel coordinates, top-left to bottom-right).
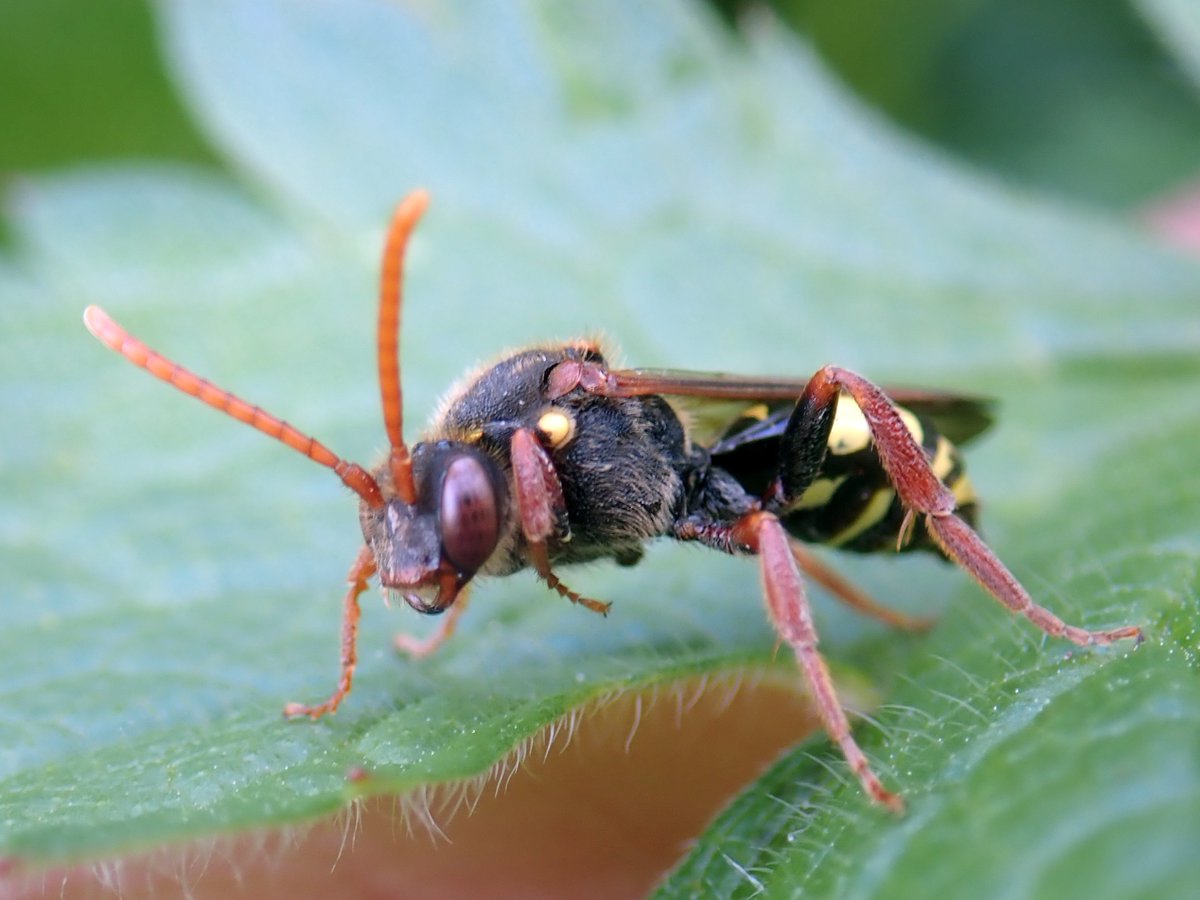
4, 0, 1199, 209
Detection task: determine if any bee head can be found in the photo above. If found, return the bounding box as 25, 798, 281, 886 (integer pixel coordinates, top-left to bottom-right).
360, 442, 506, 614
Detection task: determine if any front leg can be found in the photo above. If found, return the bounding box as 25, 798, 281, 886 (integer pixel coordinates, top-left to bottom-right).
510, 428, 611, 616
284, 545, 376, 719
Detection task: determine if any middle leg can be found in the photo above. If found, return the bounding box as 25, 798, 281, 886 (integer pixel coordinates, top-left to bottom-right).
394, 586, 474, 659
791, 541, 934, 633
678, 510, 905, 812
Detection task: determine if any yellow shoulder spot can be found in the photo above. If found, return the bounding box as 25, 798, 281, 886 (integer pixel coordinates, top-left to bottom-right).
537, 409, 576, 448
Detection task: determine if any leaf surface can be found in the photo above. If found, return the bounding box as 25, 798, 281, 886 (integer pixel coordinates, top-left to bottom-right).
1, 3, 1197, 896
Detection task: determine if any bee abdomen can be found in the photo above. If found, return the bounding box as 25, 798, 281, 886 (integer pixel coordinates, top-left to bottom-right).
783, 411, 978, 554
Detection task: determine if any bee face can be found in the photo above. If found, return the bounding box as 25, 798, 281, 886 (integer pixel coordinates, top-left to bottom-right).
360, 442, 507, 614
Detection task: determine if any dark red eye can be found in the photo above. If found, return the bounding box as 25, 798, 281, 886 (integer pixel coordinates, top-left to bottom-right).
440, 455, 500, 573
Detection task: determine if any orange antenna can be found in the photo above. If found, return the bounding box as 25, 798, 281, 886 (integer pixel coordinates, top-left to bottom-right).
377, 189, 430, 505
83, 305, 384, 509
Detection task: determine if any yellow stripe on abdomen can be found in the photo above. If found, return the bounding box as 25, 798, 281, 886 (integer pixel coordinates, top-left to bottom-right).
827, 396, 924, 457
827, 488, 896, 547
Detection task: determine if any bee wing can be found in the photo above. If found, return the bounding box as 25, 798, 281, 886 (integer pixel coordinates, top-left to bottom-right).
607, 368, 995, 446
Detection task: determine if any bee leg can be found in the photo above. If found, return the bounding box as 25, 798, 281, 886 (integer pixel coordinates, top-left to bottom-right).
511, 428, 612, 616
763, 377, 930, 631
790, 541, 934, 632
394, 586, 473, 659
284, 546, 377, 719
816, 366, 1143, 647
762, 372, 839, 511
676, 510, 904, 812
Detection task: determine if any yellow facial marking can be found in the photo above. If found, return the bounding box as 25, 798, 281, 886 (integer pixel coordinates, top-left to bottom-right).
744, 403, 770, 422
537, 409, 576, 448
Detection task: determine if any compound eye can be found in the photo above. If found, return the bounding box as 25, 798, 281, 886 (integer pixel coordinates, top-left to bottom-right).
440, 455, 500, 574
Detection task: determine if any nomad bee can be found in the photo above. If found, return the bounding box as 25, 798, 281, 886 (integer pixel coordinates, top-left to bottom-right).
85, 191, 1142, 812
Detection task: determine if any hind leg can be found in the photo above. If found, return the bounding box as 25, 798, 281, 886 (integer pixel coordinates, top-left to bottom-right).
791, 541, 934, 632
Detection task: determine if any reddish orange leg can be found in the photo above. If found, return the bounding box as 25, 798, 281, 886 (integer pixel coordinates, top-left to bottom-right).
511, 428, 611, 616
823, 366, 1143, 646
736, 512, 904, 813
284, 546, 377, 719
394, 586, 473, 658
790, 541, 934, 633
928, 514, 1142, 645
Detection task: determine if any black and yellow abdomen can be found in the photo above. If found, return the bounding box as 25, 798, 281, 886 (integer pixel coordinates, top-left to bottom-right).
708, 396, 979, 555
784, 400, 976, 552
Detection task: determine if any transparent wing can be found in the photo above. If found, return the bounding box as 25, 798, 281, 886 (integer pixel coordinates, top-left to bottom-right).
607, 367, 996, 446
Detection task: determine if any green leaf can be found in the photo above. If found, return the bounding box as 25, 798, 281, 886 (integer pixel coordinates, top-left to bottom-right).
2, 1, 1198, 895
